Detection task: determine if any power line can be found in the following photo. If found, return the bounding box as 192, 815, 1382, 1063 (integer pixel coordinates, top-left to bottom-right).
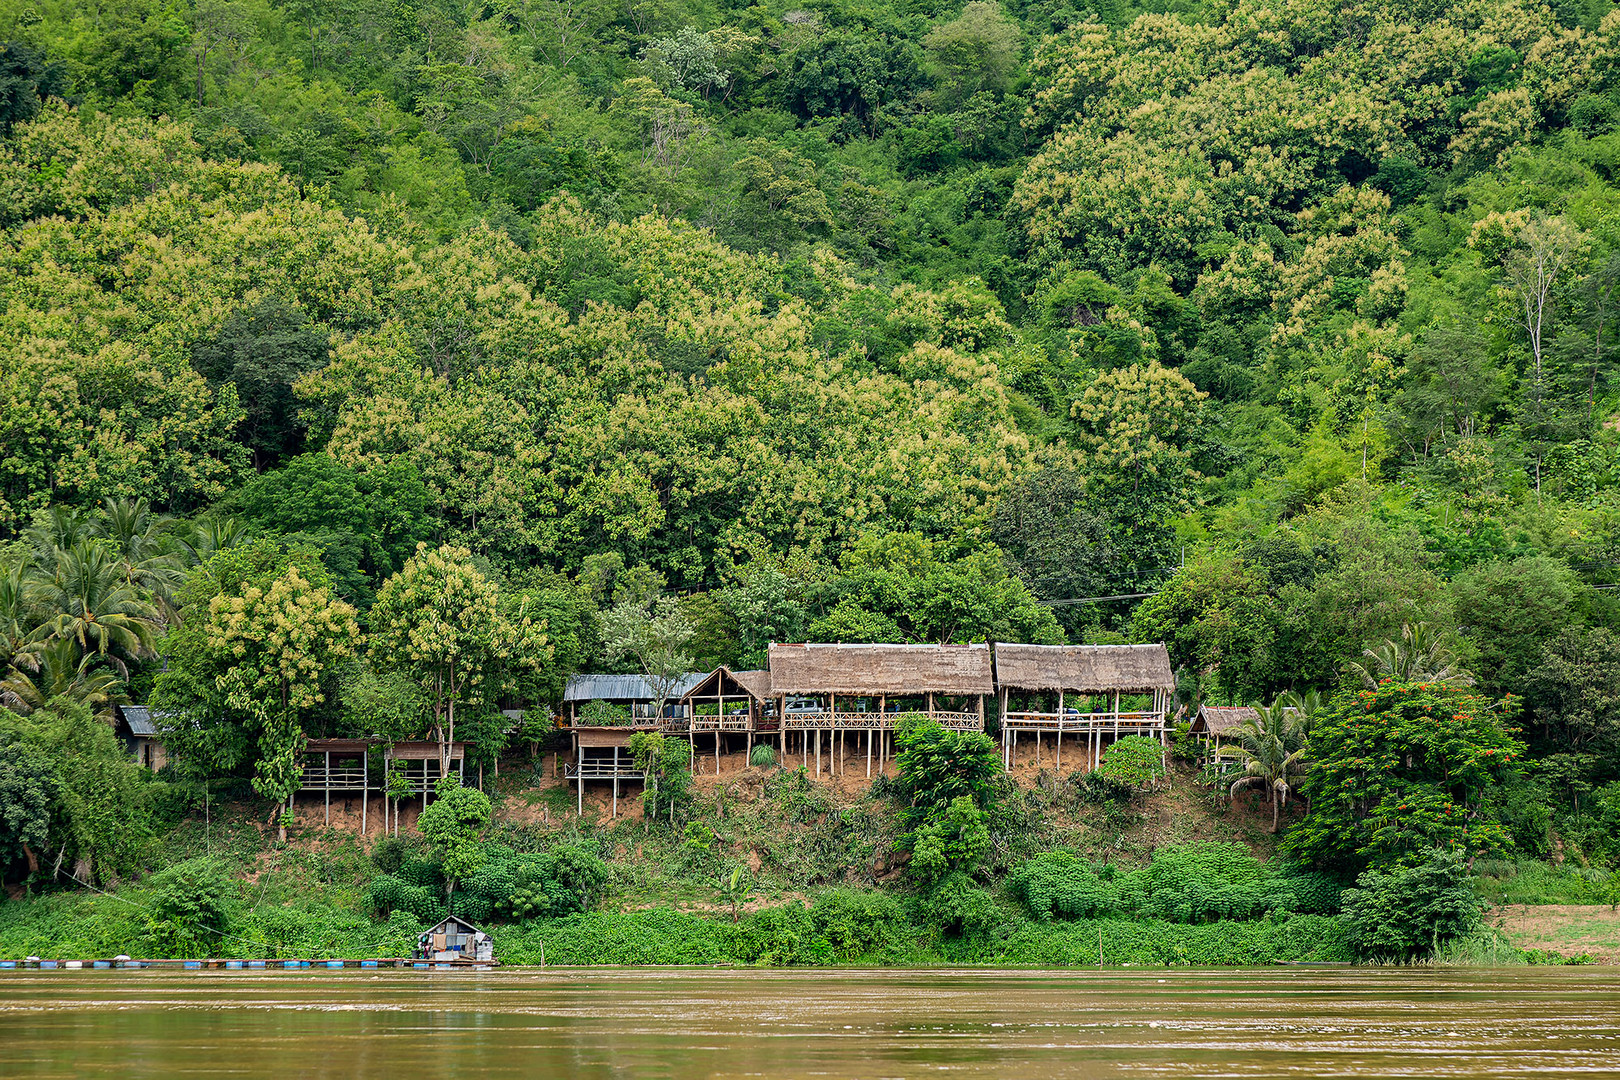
1037, 591, 1160, 607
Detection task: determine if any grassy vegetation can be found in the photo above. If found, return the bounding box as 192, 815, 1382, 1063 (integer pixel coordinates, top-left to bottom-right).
0, 759, 1601, 966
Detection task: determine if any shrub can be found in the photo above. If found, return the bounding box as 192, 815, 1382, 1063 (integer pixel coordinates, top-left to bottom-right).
749, 744, 777, 768
366, 873, 445, 922
1010, 851, 1120, 920
1276, 869, 1345, 915
1073, 770, 1134, 805
919, 871, 997, 939
1098, 735, 1166, 788
145, 858, 235, 956
1340, 848, 1482, 961
1123, 842, 1284, 923
732, 904, 812, 965
894, 715, 1001, 825
370, 835, 409, 874
906, 795, 990, 886
809, 888, 903, 961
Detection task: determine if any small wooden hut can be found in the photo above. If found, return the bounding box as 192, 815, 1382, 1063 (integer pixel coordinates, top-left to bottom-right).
994, 643, 1175, 772
416, 914, 494, 963
680, 667, 772, 774
114, 705, 168, 771
765, 642, 994, 778
565, 728, 646, 817
299, 738, 377, 833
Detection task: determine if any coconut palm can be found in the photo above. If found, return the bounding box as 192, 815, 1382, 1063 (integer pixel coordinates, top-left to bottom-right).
173, 516, 251, 568
1275, 688, 1324, 737
0, 563, 43, 672
1216, 700, 1309, 833
28, 541, 161, 675
1347, 622, 1473, 689
0, 637, 126, 719
90, 497, 185, 614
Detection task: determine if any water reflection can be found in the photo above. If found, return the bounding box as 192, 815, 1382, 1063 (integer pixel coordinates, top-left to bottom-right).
0, 968, 1616, 1078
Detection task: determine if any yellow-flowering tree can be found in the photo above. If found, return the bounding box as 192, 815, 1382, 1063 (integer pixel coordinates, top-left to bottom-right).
153, 539, 360, 839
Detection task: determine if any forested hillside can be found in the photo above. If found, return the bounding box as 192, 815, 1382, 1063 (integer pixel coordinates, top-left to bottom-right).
1, 0, 1619, 916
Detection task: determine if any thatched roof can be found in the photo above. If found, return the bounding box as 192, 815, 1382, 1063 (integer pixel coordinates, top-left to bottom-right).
682, 667, 771, 703
992, 643, 1175, 693
767, 643, 994, 695
1190, 705, 1259, 734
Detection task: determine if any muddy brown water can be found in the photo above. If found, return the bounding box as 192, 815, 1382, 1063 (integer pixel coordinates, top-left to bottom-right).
1, 967, 1617, 1078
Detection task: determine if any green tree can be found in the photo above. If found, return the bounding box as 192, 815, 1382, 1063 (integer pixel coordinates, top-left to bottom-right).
417, 774, 492, 905
1215, 702, 1308, 833
371, 544, 541, 774
893, 714, 1001, 827
599, 593, 695, 722
1340, 848, 1482, 962
922, 2, 1022, 109
1290, 682, 1525, 874
153, 539, 359, 839
191, 300, 332, 471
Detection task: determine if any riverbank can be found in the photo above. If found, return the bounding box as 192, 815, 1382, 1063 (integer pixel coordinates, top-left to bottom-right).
0, 759, 1607, 967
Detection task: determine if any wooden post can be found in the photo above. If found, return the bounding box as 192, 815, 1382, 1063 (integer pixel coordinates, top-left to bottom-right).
361, 748, 368, 838
814, 726, 821, 778
718, 692, 725, 774
324, 750, 331, 826
927, 691, 934, 717
612, 745, 619, 818
867, 728, 872, 777
577, 740, 584, 817
829, 694, 836, 776
1056, 690, 1064, 772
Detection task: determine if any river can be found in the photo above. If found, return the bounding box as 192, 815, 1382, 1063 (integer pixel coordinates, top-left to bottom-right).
1, 968, 1616, 1078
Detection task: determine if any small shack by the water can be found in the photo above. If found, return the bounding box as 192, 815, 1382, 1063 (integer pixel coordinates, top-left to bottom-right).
416, 915, 494, 962
114, 705, 169, 771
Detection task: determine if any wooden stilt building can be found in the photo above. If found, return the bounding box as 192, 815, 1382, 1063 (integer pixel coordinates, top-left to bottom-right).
994, 643, 1175, 772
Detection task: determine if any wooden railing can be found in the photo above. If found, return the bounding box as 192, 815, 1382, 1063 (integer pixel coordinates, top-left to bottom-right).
1002, 710, 1165, 732
778, 710, 981, 732
297, 766, 370, 791
689, 714, 754, 732
563, 760, 647, 780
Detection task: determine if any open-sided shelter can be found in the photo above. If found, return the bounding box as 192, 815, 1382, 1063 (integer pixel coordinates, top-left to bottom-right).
994, 643, 1175, 771
679, 667, 771, 774
765, 642, 994, 778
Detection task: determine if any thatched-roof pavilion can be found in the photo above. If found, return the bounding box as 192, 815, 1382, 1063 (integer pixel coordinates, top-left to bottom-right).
765, 643, 993, 779
1190, 704, 1259, 737
993, 643, 1175, 773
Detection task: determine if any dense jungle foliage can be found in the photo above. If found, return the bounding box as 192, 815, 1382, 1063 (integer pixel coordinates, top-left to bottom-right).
1, 0, 1619, 961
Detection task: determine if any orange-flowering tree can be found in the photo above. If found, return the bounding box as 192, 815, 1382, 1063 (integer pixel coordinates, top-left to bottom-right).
1287, 681, 1524, 875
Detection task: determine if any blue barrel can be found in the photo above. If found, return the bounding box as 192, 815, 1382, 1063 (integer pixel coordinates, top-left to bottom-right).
225, 961, 244, 970
40, 961, 58, 970
247, 960, 265, 969
183, 961, 201, 969
93, 961, 111, 969
412, 962, 429, 969
0, 961, 15, 969
360, 960, 378, 968
324, 960, 344, 969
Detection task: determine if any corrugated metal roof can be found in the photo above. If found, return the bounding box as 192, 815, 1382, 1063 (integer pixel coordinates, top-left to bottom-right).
120, 705, 160, 737
563, 673, 706, 702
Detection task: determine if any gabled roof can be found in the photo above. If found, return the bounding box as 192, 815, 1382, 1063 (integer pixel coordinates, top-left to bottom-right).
681, 667, 771, 703
766, 643, 994, 696
563, 673, 705, 703
426, 914, 484, 934
993, 643, 1175, 693
118, 705, 163, 737
1190, 704, 1259, 734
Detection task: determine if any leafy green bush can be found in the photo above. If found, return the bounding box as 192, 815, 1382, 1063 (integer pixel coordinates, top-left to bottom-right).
809, 888, 904, 961
369, 836, 410, 874
906, 795, 990, 886
1276, 869, 1345, 915
1098, 735, 1166, 788
749, 744, 777, 768
920, 871, 997, 939
1340, 848, 1482, 961
366, 873, 445, 922
144, 858, 234, 956
1122, 843, 1285, 923
732, 905, 812, 965
1010, 851, 1120, 920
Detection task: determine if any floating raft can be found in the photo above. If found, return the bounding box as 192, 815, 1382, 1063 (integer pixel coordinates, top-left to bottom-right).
0, 958, 499, 971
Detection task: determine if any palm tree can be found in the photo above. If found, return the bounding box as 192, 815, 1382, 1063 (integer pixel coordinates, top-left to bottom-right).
0, 637, 126, 719
0, 563, 43, 672
1275, 688, 1324, 737
28, 541, 161, 675
1216, 700, 1309, 833
91, 497, 185, 616
173, 516, 251, 568
1347, 622, 1474, 689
